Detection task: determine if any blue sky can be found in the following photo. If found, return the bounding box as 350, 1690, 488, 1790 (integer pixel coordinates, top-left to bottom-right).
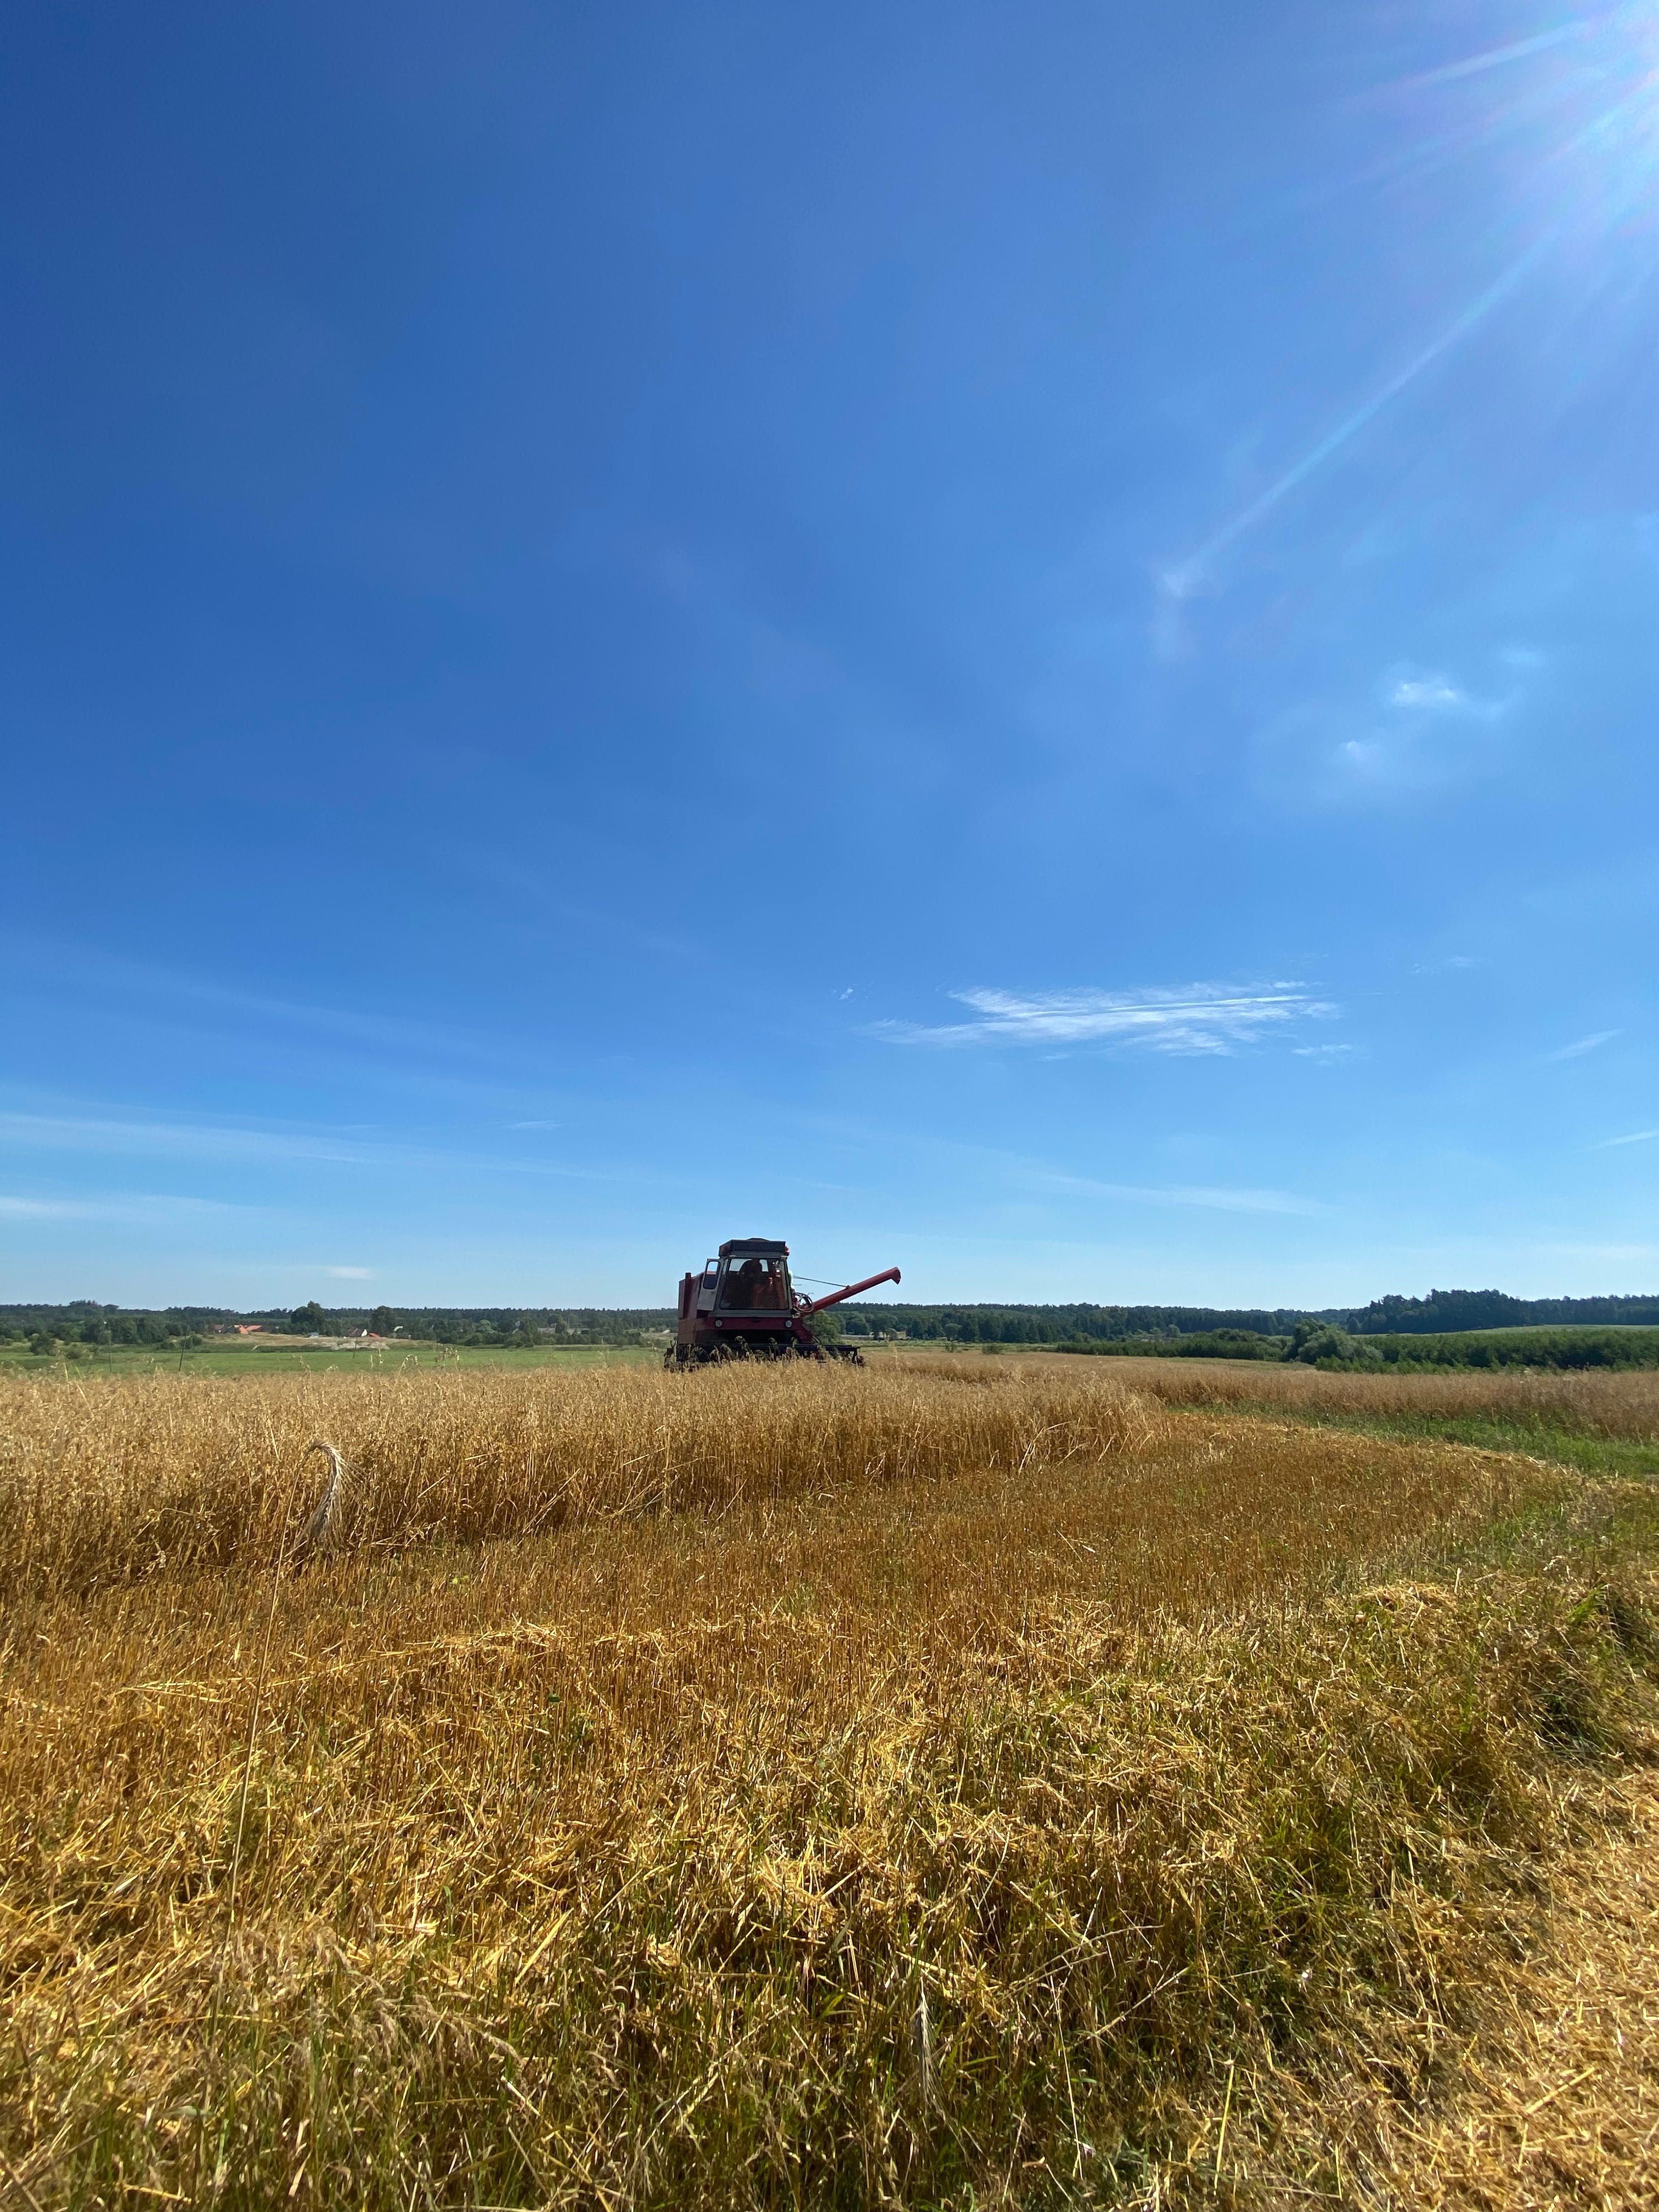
3, 0, 1656, 1310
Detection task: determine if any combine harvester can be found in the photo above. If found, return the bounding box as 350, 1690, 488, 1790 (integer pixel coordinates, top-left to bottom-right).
667, 1239, 900, 1368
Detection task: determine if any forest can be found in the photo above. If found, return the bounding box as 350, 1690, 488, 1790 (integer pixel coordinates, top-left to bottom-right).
7, 1288, 1659, 1356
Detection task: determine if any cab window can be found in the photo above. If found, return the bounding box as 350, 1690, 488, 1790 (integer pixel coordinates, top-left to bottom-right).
718, 1255, 788, 1311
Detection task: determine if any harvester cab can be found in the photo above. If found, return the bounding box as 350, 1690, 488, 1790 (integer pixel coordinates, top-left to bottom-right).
668, 1240, 900, 1367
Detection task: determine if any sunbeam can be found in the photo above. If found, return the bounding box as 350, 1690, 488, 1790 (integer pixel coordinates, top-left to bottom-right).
1163, 4, 1659, 601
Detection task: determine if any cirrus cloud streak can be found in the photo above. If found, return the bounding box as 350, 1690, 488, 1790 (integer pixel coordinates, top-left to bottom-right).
873, 982, 1336, 1056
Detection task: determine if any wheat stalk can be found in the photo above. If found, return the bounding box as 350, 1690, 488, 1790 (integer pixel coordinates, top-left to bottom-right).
301, 1437, 346, 1556
198, 1440, 342, 2194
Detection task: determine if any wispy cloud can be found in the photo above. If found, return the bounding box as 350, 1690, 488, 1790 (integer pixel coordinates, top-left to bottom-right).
1, 938, 500, 1066
1265, 657, 1526, 805
1031, 1170, 1325, 1216
0, 1109, 387, 1168
791, 1115, 1330, 1226
1601, 1128, 1659, 1148
1549, 1030, 1620, 1062
0, 1194, 107, 1220
1389, 672, 1497, 717
873, 982, 1335, 1056
0, 1107, 600, 1181
325, 1265, 373, 1279
0, 1191, 245, 1224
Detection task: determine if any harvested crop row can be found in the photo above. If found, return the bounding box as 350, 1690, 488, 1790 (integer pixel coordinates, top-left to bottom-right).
8, 1358, 1651, 2207
5, 1543, 1655, 2209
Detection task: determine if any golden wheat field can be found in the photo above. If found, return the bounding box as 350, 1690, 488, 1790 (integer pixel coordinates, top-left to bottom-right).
1076, 1354, 1659, 1437
2, 1358, 1656, 2209
879, 1345, 1659, 1440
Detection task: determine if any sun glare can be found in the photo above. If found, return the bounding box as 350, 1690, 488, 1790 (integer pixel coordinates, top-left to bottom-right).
1412, 5, 1659, 236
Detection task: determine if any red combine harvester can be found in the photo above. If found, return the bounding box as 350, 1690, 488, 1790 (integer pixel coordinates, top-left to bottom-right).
668, 1239, 900, 1367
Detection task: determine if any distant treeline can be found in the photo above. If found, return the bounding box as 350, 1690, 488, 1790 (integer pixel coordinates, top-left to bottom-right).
1063, 1323, 1659, 1372
0, 1301, 675, 1350
1313, 1325, 1659, 1372
255, 1304, 675, 1347
1346, 1289, 1659, 1333
0, 1302, 209, 1347
7, 1288, 1659, 1361
1060, 1329, 1290, 1362
844, 1290, 1659, 1341
836, 1304, 1329, 1342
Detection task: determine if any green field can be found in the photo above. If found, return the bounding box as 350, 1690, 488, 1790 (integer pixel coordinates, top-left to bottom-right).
1062, 1322, 1659, 1372
0, 1336, 663, 1379
1080, 1352, 1659, 1483
1216, 1404, 1659, 1482
1335, 1324, 1659, 1369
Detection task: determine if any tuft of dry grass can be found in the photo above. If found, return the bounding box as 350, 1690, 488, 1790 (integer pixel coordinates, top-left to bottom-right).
1372, 1765, 1659, 2208
1, 1359, 1655, 2208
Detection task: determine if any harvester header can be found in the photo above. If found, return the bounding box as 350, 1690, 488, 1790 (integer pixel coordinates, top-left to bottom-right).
668, 1239, 900, 1367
